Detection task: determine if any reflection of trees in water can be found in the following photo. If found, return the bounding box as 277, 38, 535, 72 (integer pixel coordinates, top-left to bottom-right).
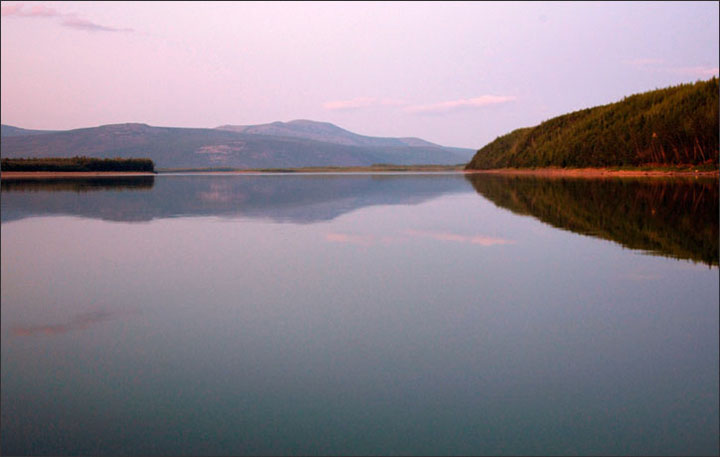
466, 175, 718, 266
1, 176, 155, 192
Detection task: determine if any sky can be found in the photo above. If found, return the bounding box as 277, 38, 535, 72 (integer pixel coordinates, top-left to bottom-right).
1, 1, 718, 149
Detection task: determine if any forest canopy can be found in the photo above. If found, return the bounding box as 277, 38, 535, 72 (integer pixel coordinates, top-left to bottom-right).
1, 156, 155, 173
466, 78, 719, 169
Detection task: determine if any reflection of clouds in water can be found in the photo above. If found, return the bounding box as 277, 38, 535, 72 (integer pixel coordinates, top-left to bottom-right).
198, 191, 236, 203
405, 229, 515, 246
12, 309, 138, 337
622, 272, 662, 281
325, 232, 398, 246
199, 182, 247, 203
325, 230, 515, 247
326, 232, 376, 246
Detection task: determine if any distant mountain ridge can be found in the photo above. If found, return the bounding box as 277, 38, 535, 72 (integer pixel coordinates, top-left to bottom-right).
217, 119, 440, 148
1, 120, 474, 169
1, 125, 57, 137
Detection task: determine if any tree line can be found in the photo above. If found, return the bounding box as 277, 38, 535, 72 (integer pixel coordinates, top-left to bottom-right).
1, 156, 155, 172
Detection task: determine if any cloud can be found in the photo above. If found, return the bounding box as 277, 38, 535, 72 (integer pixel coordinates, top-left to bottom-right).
323, 95, 516, 114
323, 97, 378, 111
403, 95, 517, 114
24, 4, 60, 17
1, 4, 24, 16
61, 15, 133, 32
323, 97, 406, 111
2, 3, 131, 32
670, 66, 719, 78
2, 4, 61, 17
625, 59, 718, 78
624, 58, 664, 66
405, 229, 515, 246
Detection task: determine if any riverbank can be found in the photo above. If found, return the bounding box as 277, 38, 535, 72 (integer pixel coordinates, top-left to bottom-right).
157, 164, 465, 173
2, 166, 717, 178
1, 171, 156, 179
464, 167, 719, 178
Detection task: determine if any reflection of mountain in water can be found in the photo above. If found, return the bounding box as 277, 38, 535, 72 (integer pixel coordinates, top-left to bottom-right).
466, 174, 719, 266
1, 174, 471, 224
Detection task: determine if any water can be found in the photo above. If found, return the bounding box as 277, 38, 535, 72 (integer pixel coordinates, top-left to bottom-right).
1, 173, 718, 456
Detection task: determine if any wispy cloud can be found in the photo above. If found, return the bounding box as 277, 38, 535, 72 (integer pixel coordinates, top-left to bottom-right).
403, 95, 517, 114
61, 16, 132, 32
0, 4, 21, 16
405, 229, 515, 246
1, 4, 61, 17
1, 3, 132, 32
625, 58, 718, 78
323, 95, 516, 114
26, 4, 59, 17
323, 97, 406, 111
670, 66, 719, 78
624, 58, 664, 67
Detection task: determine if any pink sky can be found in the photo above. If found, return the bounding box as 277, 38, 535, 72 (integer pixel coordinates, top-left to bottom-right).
1, 1, 718, 148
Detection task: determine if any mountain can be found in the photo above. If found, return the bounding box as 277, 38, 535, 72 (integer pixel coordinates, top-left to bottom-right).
466, 78, 719, 169
0, 125, 56, 137
216, 119, 441, 148
1, 121, 474, 169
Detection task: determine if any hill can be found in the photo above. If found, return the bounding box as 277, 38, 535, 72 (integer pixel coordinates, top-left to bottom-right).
0, 125, 56, 137
216, 119, 440, 148
1, 121, 473, 169
466, 78, 719, 169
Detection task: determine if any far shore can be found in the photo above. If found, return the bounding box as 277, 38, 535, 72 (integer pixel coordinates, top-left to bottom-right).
464, 167, 719, 178
2, 166, 718, 179
1, 171, 157, 178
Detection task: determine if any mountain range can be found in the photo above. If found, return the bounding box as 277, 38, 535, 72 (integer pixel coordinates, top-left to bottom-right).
0, 120, 473, 169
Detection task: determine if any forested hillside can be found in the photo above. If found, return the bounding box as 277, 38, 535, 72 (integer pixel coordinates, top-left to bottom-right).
466, 78, 718, 169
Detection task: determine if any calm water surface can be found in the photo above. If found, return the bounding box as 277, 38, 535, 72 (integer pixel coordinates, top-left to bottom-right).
1, 173, 718, 456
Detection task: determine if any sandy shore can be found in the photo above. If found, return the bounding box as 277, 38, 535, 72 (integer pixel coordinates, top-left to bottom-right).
463, 167, 719, 178
1, 171, 156, 178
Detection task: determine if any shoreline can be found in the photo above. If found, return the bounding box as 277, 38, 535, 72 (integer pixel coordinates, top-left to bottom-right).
156, 164, 465, 174
1, 167, 717, 178
1, 171, 157, 178
463, 167, 719, 178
